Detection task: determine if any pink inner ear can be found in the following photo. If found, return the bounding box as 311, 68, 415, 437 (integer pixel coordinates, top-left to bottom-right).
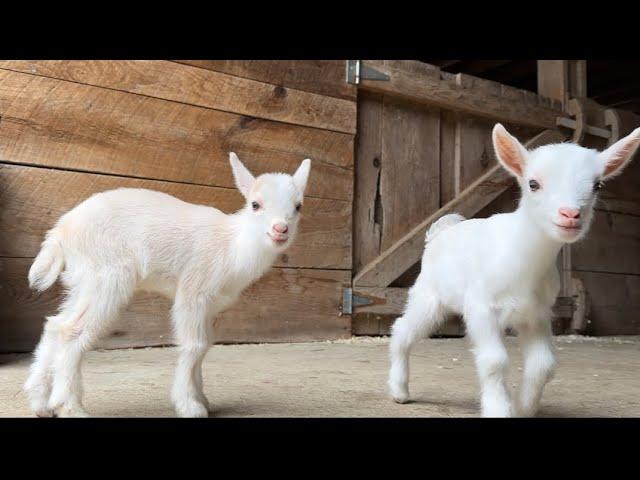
495, 134, 523, 176
605, 140, 638, 177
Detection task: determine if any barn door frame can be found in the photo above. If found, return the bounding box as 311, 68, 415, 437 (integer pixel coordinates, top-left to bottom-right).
345, 59, 637, 336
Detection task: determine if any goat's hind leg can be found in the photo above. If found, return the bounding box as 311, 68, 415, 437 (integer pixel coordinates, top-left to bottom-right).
24, 316, 62, 417
47, 278, 131, 417
388, 286, 444, 404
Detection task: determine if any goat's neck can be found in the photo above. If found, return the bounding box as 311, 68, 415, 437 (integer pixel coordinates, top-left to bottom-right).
511, 200, 564, 274
227, 208, 279, 278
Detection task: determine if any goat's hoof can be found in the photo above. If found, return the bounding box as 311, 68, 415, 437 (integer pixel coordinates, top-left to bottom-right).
35, 408, 56, 418
389, 384, 410, 404
481, 405, 514, 418
55, 405, 90, 418
176, 400, 209, 418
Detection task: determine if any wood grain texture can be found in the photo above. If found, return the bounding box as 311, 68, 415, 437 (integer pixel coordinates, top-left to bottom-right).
353, 94, 440, 273
573, 271, 640, 335
353, 93, 383, 273
0, 164, 352, 270
353, 129, 568, 287
596, 150, 640, 217
439, 110, 458, 206
0, 68, 353, 202
379, 97, 440, 252
572, 210, 640, 276
351, 287, 574, 336
359, 60, 564, 130
0, 258, 351, 352
0, 61, 356, 134
175, 60, 357, 101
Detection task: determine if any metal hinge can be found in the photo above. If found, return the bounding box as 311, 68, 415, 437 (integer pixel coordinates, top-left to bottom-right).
346, 60, 390, 85
341, 288, 374, 315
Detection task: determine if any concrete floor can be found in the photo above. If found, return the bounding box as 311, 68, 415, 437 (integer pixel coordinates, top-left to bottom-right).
1, 335, 639, 417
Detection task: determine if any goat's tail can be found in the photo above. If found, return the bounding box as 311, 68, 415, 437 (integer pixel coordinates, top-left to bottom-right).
425, 213, 466, 243
28, 228, 65, 292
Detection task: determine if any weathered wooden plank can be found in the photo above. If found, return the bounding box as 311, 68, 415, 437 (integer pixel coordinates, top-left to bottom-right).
0, 258, 351, 353
353, 92, 384, 273
379, 97, 441, 252
439, 110, 458, 206
537, 60, 570, 105
175, 60, 357, 101
0, 60, 356, 134
359, 60, 564, 130
351, 286, 463, 336
572, 210, 640, 276
353, 287, 573, 318
0, 164, 352, 270
353, 129, 568, 287
0, 69, 353, 201
352, 315, 464, 337
573, 271, 640, 335
600, 108, 640, 216
455, 117, 495, 194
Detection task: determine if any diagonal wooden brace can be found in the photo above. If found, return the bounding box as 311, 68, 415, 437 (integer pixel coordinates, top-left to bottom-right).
353, 128, 569, 288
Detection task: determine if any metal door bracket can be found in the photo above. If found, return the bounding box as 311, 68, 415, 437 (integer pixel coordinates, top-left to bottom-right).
346, 60, 390, 85
341, 288, 374, 315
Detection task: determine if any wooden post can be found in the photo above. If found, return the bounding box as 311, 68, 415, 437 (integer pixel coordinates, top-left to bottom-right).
537, 60, 587, 108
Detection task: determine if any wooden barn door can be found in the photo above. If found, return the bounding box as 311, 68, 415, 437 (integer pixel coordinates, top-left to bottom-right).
349, 60, 570, 335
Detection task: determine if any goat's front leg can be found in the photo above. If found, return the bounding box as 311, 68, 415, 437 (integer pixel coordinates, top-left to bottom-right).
466, 306, 513, 417
171, 296, 213, 418
517, 320, 556, 417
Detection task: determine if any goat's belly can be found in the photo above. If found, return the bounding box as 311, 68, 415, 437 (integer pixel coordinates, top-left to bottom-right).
493, 293, 543, 327
136, 274, 177, 299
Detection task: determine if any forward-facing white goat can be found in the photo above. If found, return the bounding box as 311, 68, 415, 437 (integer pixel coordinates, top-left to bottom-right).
25, 153, 311, 417
389, 124, 640, 417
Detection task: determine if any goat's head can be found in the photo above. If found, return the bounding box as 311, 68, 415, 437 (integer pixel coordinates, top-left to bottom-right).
493, 123, 640, 243
229, 152, 311, 251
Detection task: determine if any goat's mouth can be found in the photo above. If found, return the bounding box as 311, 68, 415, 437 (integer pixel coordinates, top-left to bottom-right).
267, 233, 289, 246
553, 222, 582, 234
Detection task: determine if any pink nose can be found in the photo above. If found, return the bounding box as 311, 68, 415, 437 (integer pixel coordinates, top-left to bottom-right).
273, 223, 288, 234
559, 208, 581, 219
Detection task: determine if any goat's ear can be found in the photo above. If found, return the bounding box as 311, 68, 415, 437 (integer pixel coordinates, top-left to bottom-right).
598, 127, 640, 180
293, 158, 311, 194
229, 152, 255, 199
492, 123, 528, 178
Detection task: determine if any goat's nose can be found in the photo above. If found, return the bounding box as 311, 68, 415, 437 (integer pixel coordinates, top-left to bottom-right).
559, 207, 581, 219
273, 223, 288, 234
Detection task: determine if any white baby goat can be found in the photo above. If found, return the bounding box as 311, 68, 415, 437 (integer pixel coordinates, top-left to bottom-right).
25, 153, 311, 417
389, 124, 640, 417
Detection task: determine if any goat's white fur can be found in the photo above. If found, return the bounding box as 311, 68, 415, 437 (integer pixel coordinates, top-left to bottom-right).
25, 153, 311, 417
389, 124, 640, 417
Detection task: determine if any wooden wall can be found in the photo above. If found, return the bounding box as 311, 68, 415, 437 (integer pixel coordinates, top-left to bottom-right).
570, 136, 640, 335
353, 61, 640, 336
0, 60, 357, 352
354, 91, 539, 286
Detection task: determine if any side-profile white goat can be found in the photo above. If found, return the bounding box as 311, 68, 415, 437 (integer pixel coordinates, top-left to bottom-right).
25, 153, 311, 417
388, 124, 640, 417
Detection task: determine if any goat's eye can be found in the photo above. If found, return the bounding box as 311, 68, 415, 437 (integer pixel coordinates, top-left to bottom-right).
251, 201, 260, 211
295, 203, 302, 212
593, 181, 603, 192
528, 179, 540, 192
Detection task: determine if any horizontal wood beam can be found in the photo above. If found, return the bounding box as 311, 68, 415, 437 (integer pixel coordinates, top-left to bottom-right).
353, 129, 569, 288
0, 258, 351, 352
359, 60, 564, 130
0, 61, 356, 134
352, 287, 575, 319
